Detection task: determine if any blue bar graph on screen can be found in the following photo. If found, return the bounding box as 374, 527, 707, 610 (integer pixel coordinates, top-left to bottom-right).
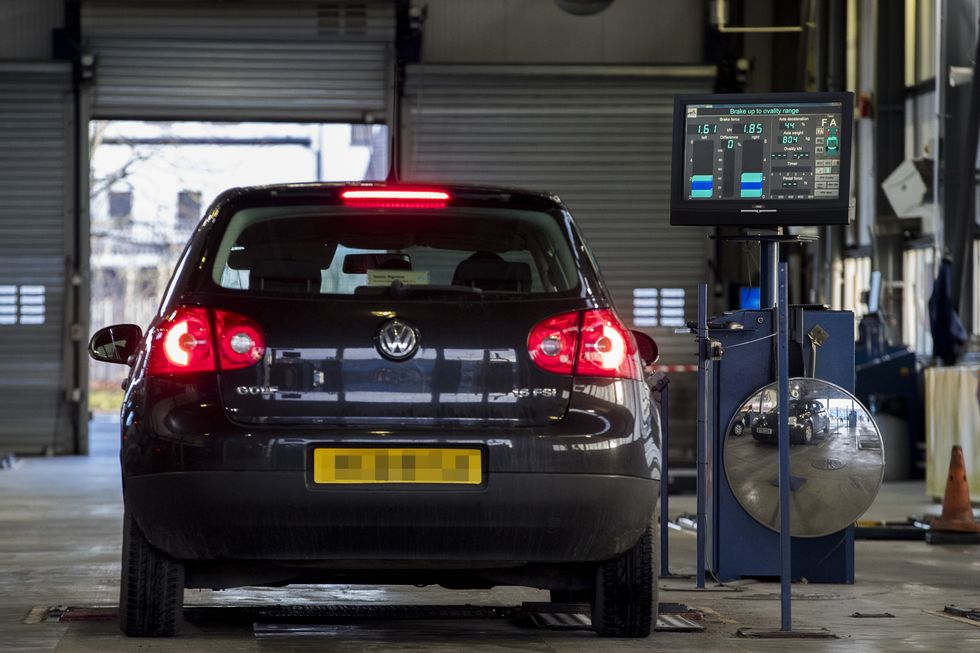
740, 139, 764, 198
691, 139, 714, 198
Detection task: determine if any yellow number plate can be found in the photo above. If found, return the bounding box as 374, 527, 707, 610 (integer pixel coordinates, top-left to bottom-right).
312, 448, 482, 485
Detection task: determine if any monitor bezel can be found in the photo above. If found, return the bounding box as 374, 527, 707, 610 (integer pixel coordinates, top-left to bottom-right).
669, 92, 854, 227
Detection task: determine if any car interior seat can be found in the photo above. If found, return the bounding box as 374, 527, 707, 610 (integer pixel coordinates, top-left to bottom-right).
452, 251, 532, 292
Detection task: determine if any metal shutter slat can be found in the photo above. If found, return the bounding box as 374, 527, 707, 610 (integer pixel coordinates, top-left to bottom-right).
0, 65, 72, 454
82, 1, 393, 121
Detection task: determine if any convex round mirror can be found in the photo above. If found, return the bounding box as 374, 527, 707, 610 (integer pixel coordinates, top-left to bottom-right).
724, 378, 884, 538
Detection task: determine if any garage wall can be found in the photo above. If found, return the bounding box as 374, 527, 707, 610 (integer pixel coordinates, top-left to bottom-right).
418, 0, 704, 64
81, 0, 395, 121
401, 65, 714, 365
0, 0, 62, 59
0, 63, 77, 454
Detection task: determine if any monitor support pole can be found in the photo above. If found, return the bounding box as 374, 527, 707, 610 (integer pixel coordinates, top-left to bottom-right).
776, 261, 792, 631
760, 238, 779, 308
705, 230, 817, 632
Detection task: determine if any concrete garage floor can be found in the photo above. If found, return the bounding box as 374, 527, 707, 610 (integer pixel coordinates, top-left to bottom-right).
1, 416, 979, 652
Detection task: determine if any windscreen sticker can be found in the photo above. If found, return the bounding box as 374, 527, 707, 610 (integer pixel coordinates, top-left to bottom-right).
367, 270, 430, 286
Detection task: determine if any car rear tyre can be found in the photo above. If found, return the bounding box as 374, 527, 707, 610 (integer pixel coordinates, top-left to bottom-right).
591, 525, 657, 637
732, 421, 744, 436
119, 510, 185, 637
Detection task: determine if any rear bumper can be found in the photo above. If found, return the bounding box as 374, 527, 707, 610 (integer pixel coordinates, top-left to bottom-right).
126, 471, 658, 564
751, 424, 806, 443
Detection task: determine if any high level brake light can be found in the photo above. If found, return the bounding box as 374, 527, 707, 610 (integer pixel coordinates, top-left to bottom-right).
147, 306, 266, 375
527, 309, 641, 380
339, 188, 451, 209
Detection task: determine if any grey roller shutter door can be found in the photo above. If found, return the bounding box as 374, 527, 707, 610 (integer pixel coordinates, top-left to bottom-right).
82, 0, 394, 121
0, 63, 75, 454
402, 65, 713, 364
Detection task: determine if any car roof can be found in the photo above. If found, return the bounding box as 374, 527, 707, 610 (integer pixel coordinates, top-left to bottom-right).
212, 181, 569, 213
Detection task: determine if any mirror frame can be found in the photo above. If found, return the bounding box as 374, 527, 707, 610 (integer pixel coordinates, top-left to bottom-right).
88, 324, 143, 365
631, 330, 659, 366
723, 377, 884, 538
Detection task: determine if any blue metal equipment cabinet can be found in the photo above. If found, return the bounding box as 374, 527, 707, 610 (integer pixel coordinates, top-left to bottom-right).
705, 306, 856, 583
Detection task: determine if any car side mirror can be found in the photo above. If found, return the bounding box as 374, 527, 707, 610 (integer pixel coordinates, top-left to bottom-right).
88, 324, 142, 365
631, 330, 659, 366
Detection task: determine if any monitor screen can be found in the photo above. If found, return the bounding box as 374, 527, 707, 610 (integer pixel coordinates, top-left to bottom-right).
670, 93, 853, 227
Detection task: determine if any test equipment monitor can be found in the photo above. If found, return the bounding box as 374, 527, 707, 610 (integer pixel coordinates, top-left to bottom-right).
670, 92, 853, 227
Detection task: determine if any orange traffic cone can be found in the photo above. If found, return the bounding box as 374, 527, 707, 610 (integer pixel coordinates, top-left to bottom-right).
930, 446, 980, 533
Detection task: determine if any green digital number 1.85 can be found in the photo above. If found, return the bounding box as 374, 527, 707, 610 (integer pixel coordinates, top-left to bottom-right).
742, 123, 763, 134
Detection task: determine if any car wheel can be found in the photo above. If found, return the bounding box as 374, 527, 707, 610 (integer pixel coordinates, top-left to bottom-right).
591, 525, 657, 638
803, 423, 813, 444
119, 510, 185, 637
732, 421, 744, 437
550, 588, 591, 604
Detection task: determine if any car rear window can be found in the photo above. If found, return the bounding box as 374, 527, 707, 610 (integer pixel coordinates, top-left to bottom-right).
210, 205, 580, 298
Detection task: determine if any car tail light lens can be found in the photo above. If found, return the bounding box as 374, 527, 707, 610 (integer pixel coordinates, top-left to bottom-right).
576, 309, 640, 380
146, 306, 265, 375
214, 309, 266, 370
339, 188, 451, 209
147, 307, 215, 375
527, 309, 641, 380
527, 311, 581, 375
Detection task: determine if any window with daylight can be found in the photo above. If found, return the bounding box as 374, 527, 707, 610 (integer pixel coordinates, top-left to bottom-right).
108, 190, 133, 218
973, 240, 980, 336
177, 190, 202, 224
632, 288, 686, 328
902, 246, 935, 355
0, 285, 46, 326
841, 256, 871, 320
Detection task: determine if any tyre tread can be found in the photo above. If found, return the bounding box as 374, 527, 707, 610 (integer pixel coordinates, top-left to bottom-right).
592, 526, 656, 637
119, 511, 184, 637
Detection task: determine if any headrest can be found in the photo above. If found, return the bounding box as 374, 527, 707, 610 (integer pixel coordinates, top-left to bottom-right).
227, 243, 334, 271
249, 259, 321, 293
452, 252, 532, 292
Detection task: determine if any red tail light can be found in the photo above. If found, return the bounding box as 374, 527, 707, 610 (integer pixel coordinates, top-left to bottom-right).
527, 311, 581, 375
214, 309, 266, 370
148, 307, 215, 375
576, 309, 640, 379
527, 309, 641, 380
147, 306, 265, 375
339, 188, 451, 209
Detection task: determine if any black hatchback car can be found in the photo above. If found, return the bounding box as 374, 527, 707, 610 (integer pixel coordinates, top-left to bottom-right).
751, 399, 831, 444
89, 183, 662, 638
